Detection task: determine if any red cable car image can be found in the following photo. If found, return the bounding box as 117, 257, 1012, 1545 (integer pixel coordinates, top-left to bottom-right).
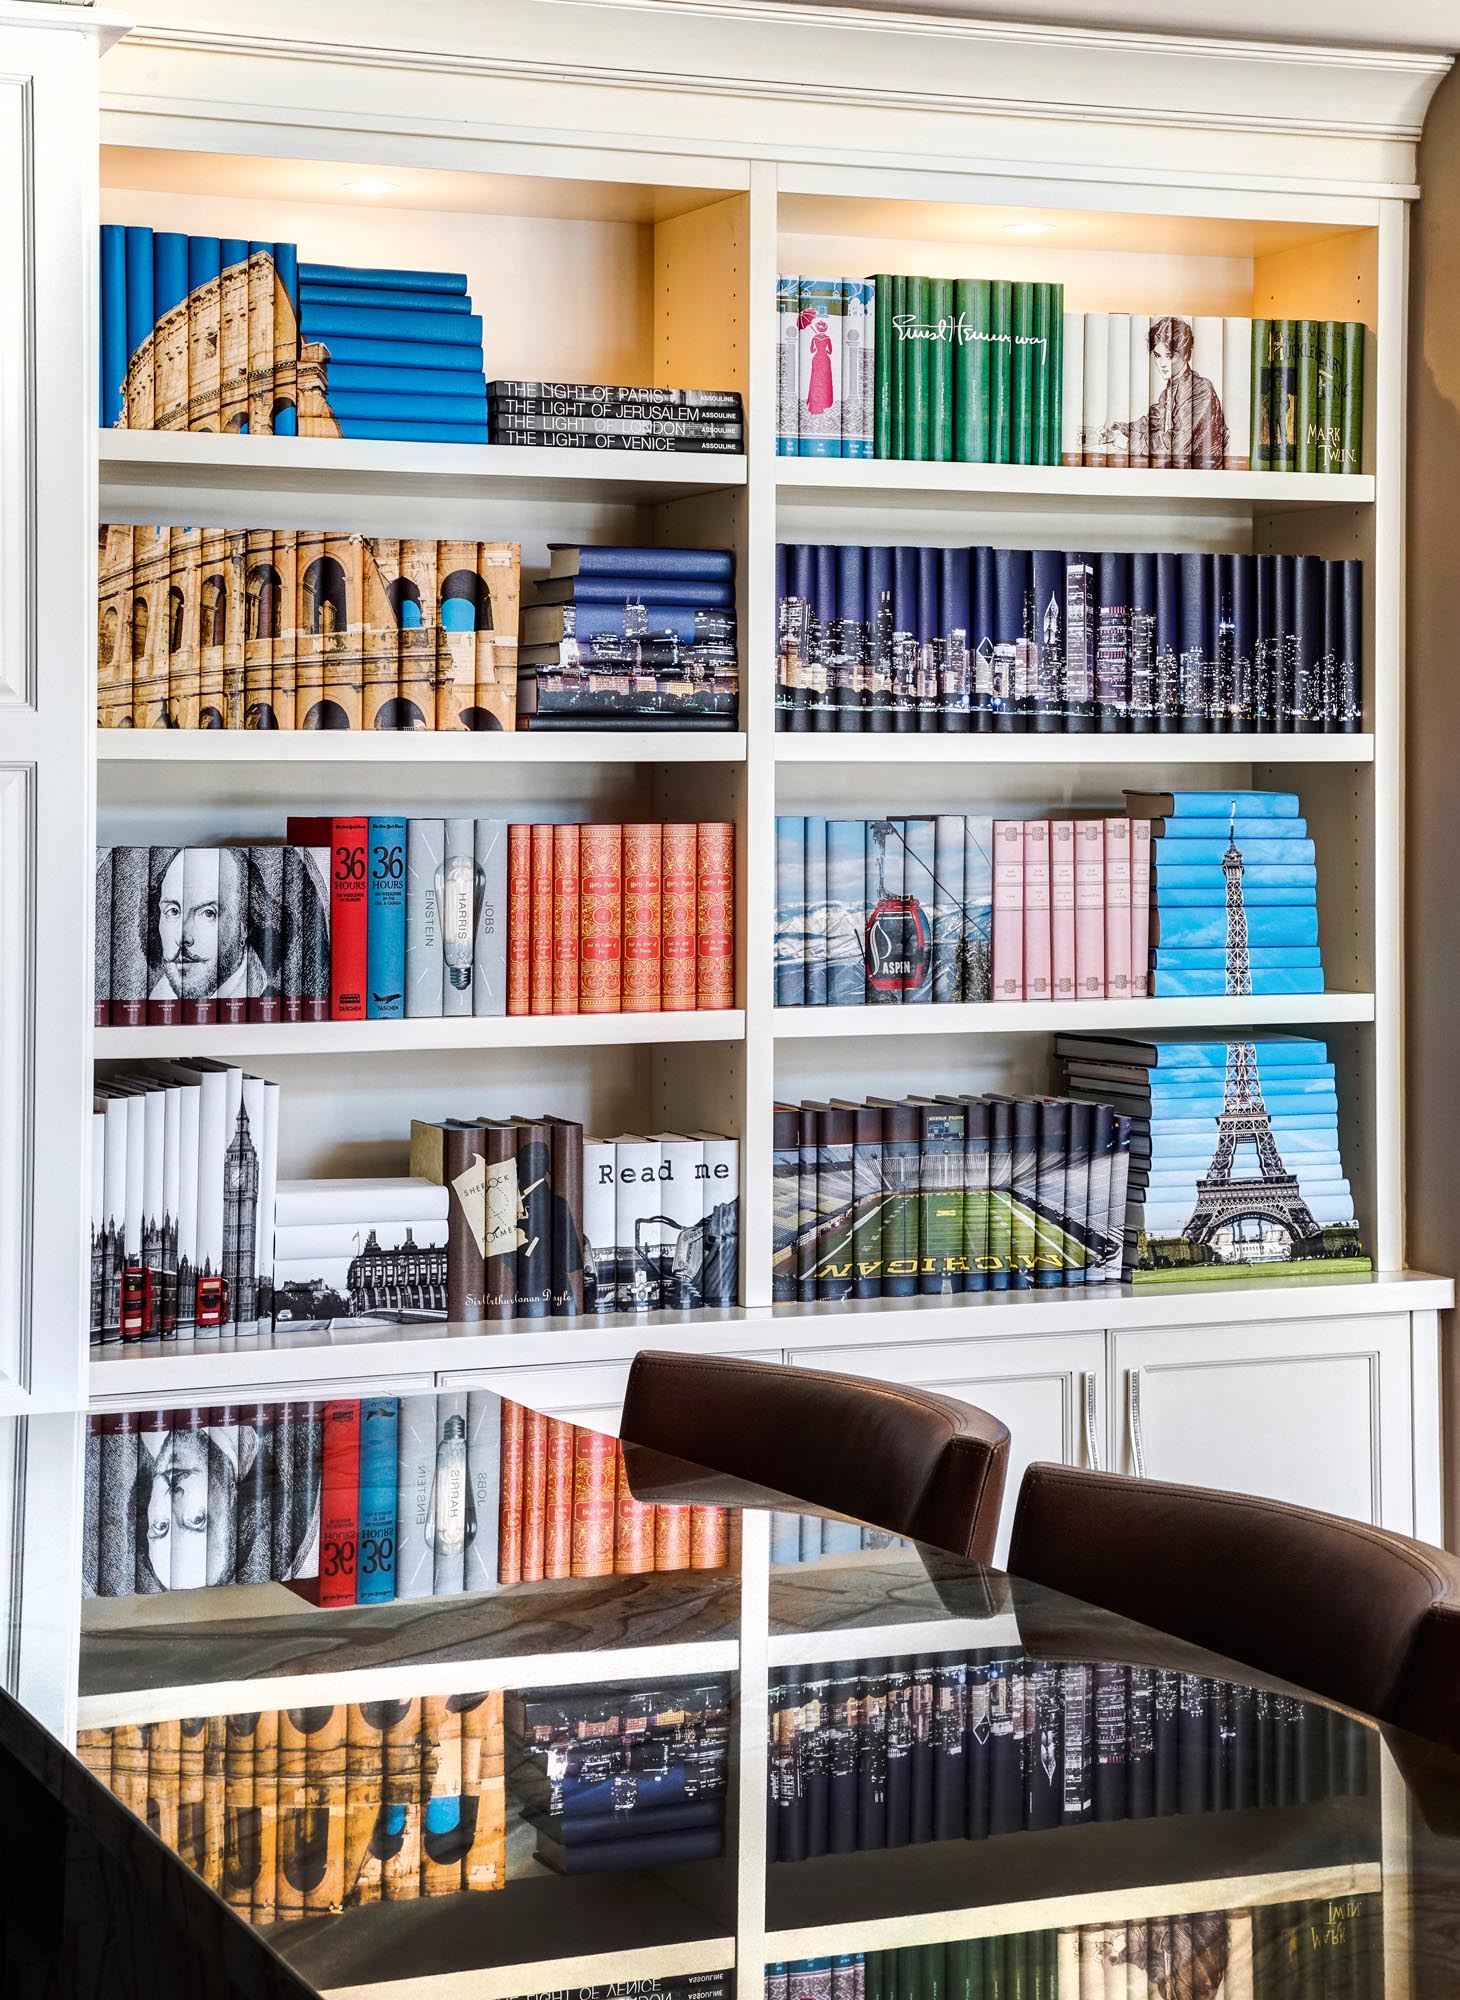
864, 821, 933, 998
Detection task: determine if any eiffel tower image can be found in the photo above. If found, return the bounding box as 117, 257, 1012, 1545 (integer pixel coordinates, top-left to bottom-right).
1181, 811, 1319, 1256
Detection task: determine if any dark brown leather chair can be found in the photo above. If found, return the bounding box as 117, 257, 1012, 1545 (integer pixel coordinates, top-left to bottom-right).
619, 1350, 1011, 1563
1009, 1461, 1460, 1751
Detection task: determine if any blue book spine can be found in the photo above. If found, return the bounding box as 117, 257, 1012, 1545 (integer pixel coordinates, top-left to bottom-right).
220, 236, 249, 275
1150, 968, 1324, 997
799, 1514, 822, 1561
334, 418, 490, 443
300, 283, 471, 314
100, 225, 127, 427
299, 261, 469, 294
826, 820, 868, 1006
1155, 883, 1316, 907
326, 390, 489, 424
941, 544, 973, 734
848, 277, 877, 458
153, 230, 189, 325
1155, 863, 1317, 888
547, 576, 734, 608
187, 234, 221, 291
561, 604, 708, 642
900, 818, 936, 1002
366, 816, 407, 1019
822, 1516, 863, 1554
1155, 790, 1301, 817
775, 817, 806, 1006
777, 274, 799, 456
308, 333, 484, 373
321, 362, 495, 401
770, 1510, 802, 1564
274, 241, 299, 435
1153, 946, 1322, 969
1151, 838, 1315, 866
123, 225, 154, 374
1153, 818, 1308, 842
805, 816, 828, 1006
556, 544, 734, 582
300, 303, 483, 345
356, 1396, 399, 1603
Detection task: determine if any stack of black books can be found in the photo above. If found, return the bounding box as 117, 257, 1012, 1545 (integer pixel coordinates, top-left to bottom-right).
766, 1650, 1368, 1862
506, 1676, 731, 1875
487, 380, 744, 453
518, 542, 739, 731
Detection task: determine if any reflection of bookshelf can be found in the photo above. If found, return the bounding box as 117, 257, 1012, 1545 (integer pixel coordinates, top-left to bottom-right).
7, 35, 1452, 2000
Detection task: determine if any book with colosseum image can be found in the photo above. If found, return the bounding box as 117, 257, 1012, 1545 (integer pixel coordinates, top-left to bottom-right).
100, 228, 490, 442
97, 524, 521, 732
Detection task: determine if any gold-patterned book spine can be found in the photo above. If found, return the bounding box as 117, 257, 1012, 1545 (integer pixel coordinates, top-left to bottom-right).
307, 1704, 348, 1914
435, 539, 479, 731
621, 822, 663, 1013
170, 525, 203, 729
243, 529, 276, 728
660, 821, 699, 1011
202, 1713, 228, 1894
322, 534, 363, 730
362, 537, 401, 731
577, 823, 623, 1015
475, 541, 521, 731
382, 1699, 424, 1902
147, 1715, 182, 1853
696, 821, 736, 1010
294, 530, 328, 729
344, 1702, 387, 1908
460, 1693, 507, 1894
177, 1716, 208, 1874
96, 524, 134, 729
253, 1707, 280, 1924
275, 1706, 311, 1920
529, 823, 556, 1015
271, 529, 298, 732
396, 540, 439, 730
420, 1696, 464, 1898
222, 1711, 259, 1914
552, 823, 581, 1015
247, 248, 276, 436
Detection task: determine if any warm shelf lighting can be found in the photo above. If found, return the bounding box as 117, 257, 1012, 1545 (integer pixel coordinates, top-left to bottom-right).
342, 176, 398, 196
1003, 220, 1053, 236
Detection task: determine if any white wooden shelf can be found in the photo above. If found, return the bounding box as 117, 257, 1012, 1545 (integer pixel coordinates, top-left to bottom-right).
81, 1273, 1454, 1408
97, 730, 747, 767
98, 428, 748, 510
777, 459, 1375, 512
93, 1011, 745, 1058
775, 734, 1374, 765
772, 994, 1377, 1038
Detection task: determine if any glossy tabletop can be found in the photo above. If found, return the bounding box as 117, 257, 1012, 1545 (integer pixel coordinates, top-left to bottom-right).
14, 1389, 1460, 2000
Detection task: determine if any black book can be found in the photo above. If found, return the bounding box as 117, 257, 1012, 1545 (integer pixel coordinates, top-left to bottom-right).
1253, 552, 1277, 729
1030, 546, 1064, 735
1177, 1673, 1210, 1815
884, 1660, 914, 1848
970, 544, 994, 733
851, 1104, 884, 1300
773, 1667, 805, 1863
1274, 1692, 1300, 1807
1062, 1100, 1092, 1290
533, 1826, 723, 1873
797, 1106, 821, 1303
880, 1101, 922, 1301
1294, 553, 1324, 734
826, 1664, 860, 1854
1064, 552, 1095, 733
1229, 1679, 1257, 1812
237, 1403, 274, 1585
918, 1100, 965, 1298
866, 545, 897, 735
1152, 1668, 1180, 1815
814, 1105, 857, 1303
1209, 1677, 1232, 1813
893, 544, 920, 736
785, 543, 814, 733
1128, 551, 1156, 732
836, 544, 867, 735
523, 713, 738, 731
1150, 550, 1181, 733
801, 1667, 831, 1858
1177, 551, 1208, 734
940, 545, 973, 735
1126, 1666, 1155, 1818
986, 1654, 1022, 1836
511, 1120, 553, 1317
987, 1100, 1013, 1292
491, 429, 743, 453
1034, 1098, 1067, 1290
812, 545, 838, 735
857, 1658, 890, 1852
1095, 550, 1129, 734
772, 1103, 801, 1303
916, 546, 942, 736
1273, 553, 1296, 733
932, 1655, 967, 1842
1092, 1662, 1128, 1821
1008, 1098, 1040, 1292
992, 547, 1028, 734
488, 379, 743, 412
966, 1656, 991, 1840
909, 1655, 937, 1844
523, 1798, 723, 1845
1025, 1659, 1062, 1831
1231, 547, 1255, 728
1295, 1698, 1325, 1804
775, 541, 791, 732
1207, 551, 1234, 733
960, 1098, 991, 1296
1340, 557, 1363, 732
1255, 1687, 1273, 1807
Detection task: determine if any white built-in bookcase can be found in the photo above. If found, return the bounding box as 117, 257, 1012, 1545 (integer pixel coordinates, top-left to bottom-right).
2, 1, 1454, 1747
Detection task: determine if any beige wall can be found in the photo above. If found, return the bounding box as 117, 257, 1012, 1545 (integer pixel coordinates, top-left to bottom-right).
1408, 61, 1460, 1544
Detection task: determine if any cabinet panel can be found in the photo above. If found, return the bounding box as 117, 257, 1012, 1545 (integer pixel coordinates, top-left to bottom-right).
785, 1332, 1106, 1566
1111, 1313, 1413, 1532
437, 1351, 782, 1434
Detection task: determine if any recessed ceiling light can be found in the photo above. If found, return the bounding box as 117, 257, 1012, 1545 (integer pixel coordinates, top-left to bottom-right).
1003, 220, 1053, 236
343, 176, 398, 197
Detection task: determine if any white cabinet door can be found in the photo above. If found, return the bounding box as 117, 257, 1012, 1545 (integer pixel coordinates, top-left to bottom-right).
438, 1351, 784, 1437
783, 1332, 1107, 1567
1111, 1314, 1414, 1532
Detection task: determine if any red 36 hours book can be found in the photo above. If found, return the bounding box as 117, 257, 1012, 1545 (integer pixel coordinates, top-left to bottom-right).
317, 1398, 361, 1607
696, 821, 735, 1010
286, 816, 368, 1020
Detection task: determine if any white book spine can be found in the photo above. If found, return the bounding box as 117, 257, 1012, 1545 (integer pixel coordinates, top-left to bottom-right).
841, 278, 870, 458
472, 818, 509, 1017
1127, 315, 1150, 465
160, 1086, 181, 1336
464, 1390, 502, 1593
776, 274, 800, 456
239, 1074, 266, 1331
273, 1218, 448, 1260
1222, 316, 1252, 469
858, 278, 877, 460
582, 1138, 616, 1313
274, 1174, 446, 1226
1102, 1133, 1132, 1282
121, 1093, 144, 1271
1104, 313, 1131, 469
140, 1087, 165, 1329
697, 1133, 740, 1308
612, 1137, 663, 1312
441, 817, 477, 1018
89, 1112, 105, 1349
653, 1136, 704, 1312
1192, 315, 1225, 469
394, 1393, 438, 1601
1060, 312, 1084, 465
431, 1389, 470, 1597
405, 817, 445, 1019
174, 1084, 200, 1337
256, 1080, 281, 1327
179, 845, 221, 1020
100, 1098, 128, 1346
1081, 314, 1109, 466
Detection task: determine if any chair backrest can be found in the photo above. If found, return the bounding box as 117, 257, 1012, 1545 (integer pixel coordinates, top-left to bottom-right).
1009, 1462, 1460, 1740
619, 1351, 1012, 1563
